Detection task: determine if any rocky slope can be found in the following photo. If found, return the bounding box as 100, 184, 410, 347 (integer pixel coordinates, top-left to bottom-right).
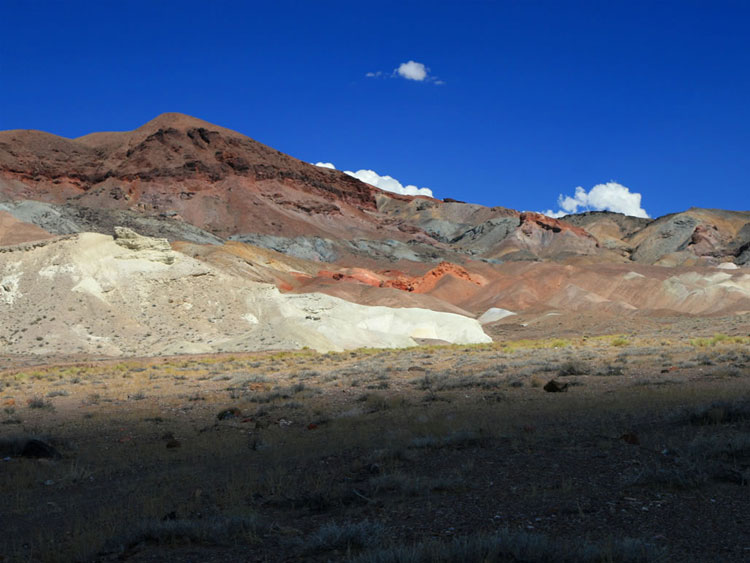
1, 114, 749, 358
0, 211, 54, 246
0, 114, 406, 242
3, 113, 747, 266
0, 229, 490, 355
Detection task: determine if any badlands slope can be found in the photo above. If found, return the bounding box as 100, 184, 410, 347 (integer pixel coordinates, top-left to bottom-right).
2, 113, 749, 267
176, 239, 750, 319
0, 229, 489, 356
1, 113, 749, 359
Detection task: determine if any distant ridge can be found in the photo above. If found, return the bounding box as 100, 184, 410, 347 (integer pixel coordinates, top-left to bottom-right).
1, 113, 748, 268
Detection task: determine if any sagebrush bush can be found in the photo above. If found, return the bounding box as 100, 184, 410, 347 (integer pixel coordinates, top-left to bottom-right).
305, 520, 385, 553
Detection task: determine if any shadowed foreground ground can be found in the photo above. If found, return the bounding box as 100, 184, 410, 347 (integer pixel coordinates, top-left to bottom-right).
1, 332, 749, 562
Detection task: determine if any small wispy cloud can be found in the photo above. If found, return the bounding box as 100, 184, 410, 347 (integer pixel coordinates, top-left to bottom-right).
542, 182, 650, 218
365, 60, 443, 84
313, 162, 433, 197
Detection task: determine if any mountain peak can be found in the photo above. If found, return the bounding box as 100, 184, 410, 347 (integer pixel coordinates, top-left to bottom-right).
75, 113, 248, 148
135, 113, 235, 135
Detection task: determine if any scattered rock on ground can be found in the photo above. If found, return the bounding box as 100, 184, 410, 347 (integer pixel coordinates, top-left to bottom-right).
21, 439, 61, 459
543, 380, 569, 393
217, 408, 242, 420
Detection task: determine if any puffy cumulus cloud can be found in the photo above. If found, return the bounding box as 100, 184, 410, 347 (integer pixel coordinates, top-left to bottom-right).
365, 60, 443, 84
541, 209, 568, 219
345, 169, 433, 197
396, 60, 428, 81
542, 182, 650, 218
311, 162, 433, 197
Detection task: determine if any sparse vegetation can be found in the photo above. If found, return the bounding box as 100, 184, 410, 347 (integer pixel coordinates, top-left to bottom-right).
352, 529, 668, 562
102, 515, 265, 556
1, 335, 749, 561
557, 359, 589, 376
26, 395, 53, 409
304, 520, 385, 554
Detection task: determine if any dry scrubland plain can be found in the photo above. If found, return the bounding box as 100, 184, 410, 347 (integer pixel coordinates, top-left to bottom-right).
1, 322, 750, 563
3, 112, 750, 563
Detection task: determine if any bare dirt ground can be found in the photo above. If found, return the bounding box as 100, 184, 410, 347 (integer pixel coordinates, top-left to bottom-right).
1, 322, 749, 562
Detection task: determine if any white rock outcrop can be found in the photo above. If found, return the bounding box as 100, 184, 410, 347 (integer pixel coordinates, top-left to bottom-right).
478, 307, 517, 324
113, 226, 176, 264
0, 230, 490, 355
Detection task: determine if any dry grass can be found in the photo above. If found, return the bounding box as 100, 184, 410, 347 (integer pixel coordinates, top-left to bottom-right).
0, 334, 748, 561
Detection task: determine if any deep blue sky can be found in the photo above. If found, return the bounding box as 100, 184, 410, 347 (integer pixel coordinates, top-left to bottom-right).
1, 1, 748, 217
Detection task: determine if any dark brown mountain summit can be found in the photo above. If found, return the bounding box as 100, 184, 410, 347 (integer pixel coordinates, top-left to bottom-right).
0, 113, 405, 240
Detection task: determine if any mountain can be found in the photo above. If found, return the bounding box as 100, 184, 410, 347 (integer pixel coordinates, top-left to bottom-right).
2, 113, 748, 268
1, 114, 749, 357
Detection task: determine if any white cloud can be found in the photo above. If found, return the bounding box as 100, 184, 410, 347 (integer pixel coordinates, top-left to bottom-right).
540, 208, 568, 219
365, 60, 443, 84
346, 169, 433, 197
396, 60, 428, 81
542, 182, 650, 218
312, 162, 433, 197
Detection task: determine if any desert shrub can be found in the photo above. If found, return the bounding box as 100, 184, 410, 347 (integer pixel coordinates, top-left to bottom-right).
690, 334, 735, 348
631, 461, 709, 490
689, 401, 750, 425
0, 436, 30, 456
232, 373, 270, 385
352, 529, 667, 562
708, 367, 741, 378
714, 350, 739, 362
694, 354, 715, 366
102, 515, 263, 555
248, 383, 306, 403
412, 375, 434, 390
27, 396, 53, 409
433, 375, 486, 390
408, 430, 482, 450
369, 472, 461, 496
688, 431, 750, 459
305, 520, 385, 553
296, 369, 320, 379
597, 364, 624, 376
247, 390, 283, 403
710, 333, 729, 344
557, 360, 588, 376
357, 392, 390, 412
